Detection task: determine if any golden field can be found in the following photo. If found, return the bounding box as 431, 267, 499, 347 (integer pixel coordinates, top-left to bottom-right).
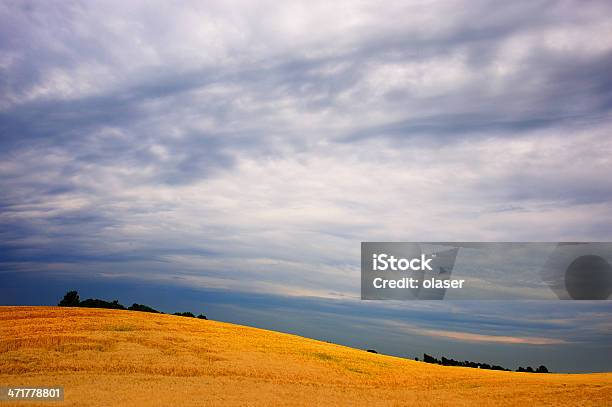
0, 306, 611, 406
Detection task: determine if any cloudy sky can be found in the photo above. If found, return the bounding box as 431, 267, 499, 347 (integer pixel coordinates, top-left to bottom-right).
1, 1, 611, 372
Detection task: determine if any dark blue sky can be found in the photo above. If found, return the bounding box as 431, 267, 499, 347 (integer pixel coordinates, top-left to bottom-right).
1, 1, 611, 373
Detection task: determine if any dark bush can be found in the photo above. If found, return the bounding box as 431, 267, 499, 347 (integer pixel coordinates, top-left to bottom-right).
58, 290, 80, 307
79, 298, 126, 310
536, 365, 549, 373
366, 349, 378, 354
128, 303, 160, 313
423, 353, 439, 364
56, 291, 211, 321
173, 312, 195, 318
422, 353, 512, 371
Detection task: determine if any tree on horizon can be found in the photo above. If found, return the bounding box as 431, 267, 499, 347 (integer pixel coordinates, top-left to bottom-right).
58, 290, 80, 307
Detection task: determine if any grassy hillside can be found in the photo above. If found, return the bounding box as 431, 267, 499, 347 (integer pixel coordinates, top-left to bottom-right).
1, 306, 611, 406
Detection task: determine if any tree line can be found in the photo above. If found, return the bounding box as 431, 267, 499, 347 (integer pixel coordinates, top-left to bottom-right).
58, 290, 207, 320
418, 353, 549, 373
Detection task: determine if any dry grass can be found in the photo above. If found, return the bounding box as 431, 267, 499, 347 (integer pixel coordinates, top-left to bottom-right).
1, 306, 610, 406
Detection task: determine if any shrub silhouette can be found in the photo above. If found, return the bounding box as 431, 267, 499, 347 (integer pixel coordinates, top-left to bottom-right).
128, 303, 160, 313
173, 312, 195, 318
423, 353, 438, 364
58, 290, 80, 307
57, 291, 208, 320
79, 298, 126, 310
423, 353, 513, 372
421, 353, 548, 373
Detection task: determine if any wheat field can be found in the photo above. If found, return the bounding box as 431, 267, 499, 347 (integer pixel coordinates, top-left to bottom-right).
0, 306, 610, 406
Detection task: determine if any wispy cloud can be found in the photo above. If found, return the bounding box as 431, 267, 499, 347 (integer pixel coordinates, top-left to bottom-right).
381, 317, 570, 345
420, 329, 567, 345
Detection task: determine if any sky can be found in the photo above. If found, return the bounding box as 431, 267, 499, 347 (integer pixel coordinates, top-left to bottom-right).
1, 0, 611, 372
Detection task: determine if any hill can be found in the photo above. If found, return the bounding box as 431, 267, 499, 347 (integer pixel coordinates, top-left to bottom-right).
1, 306, 611, 406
